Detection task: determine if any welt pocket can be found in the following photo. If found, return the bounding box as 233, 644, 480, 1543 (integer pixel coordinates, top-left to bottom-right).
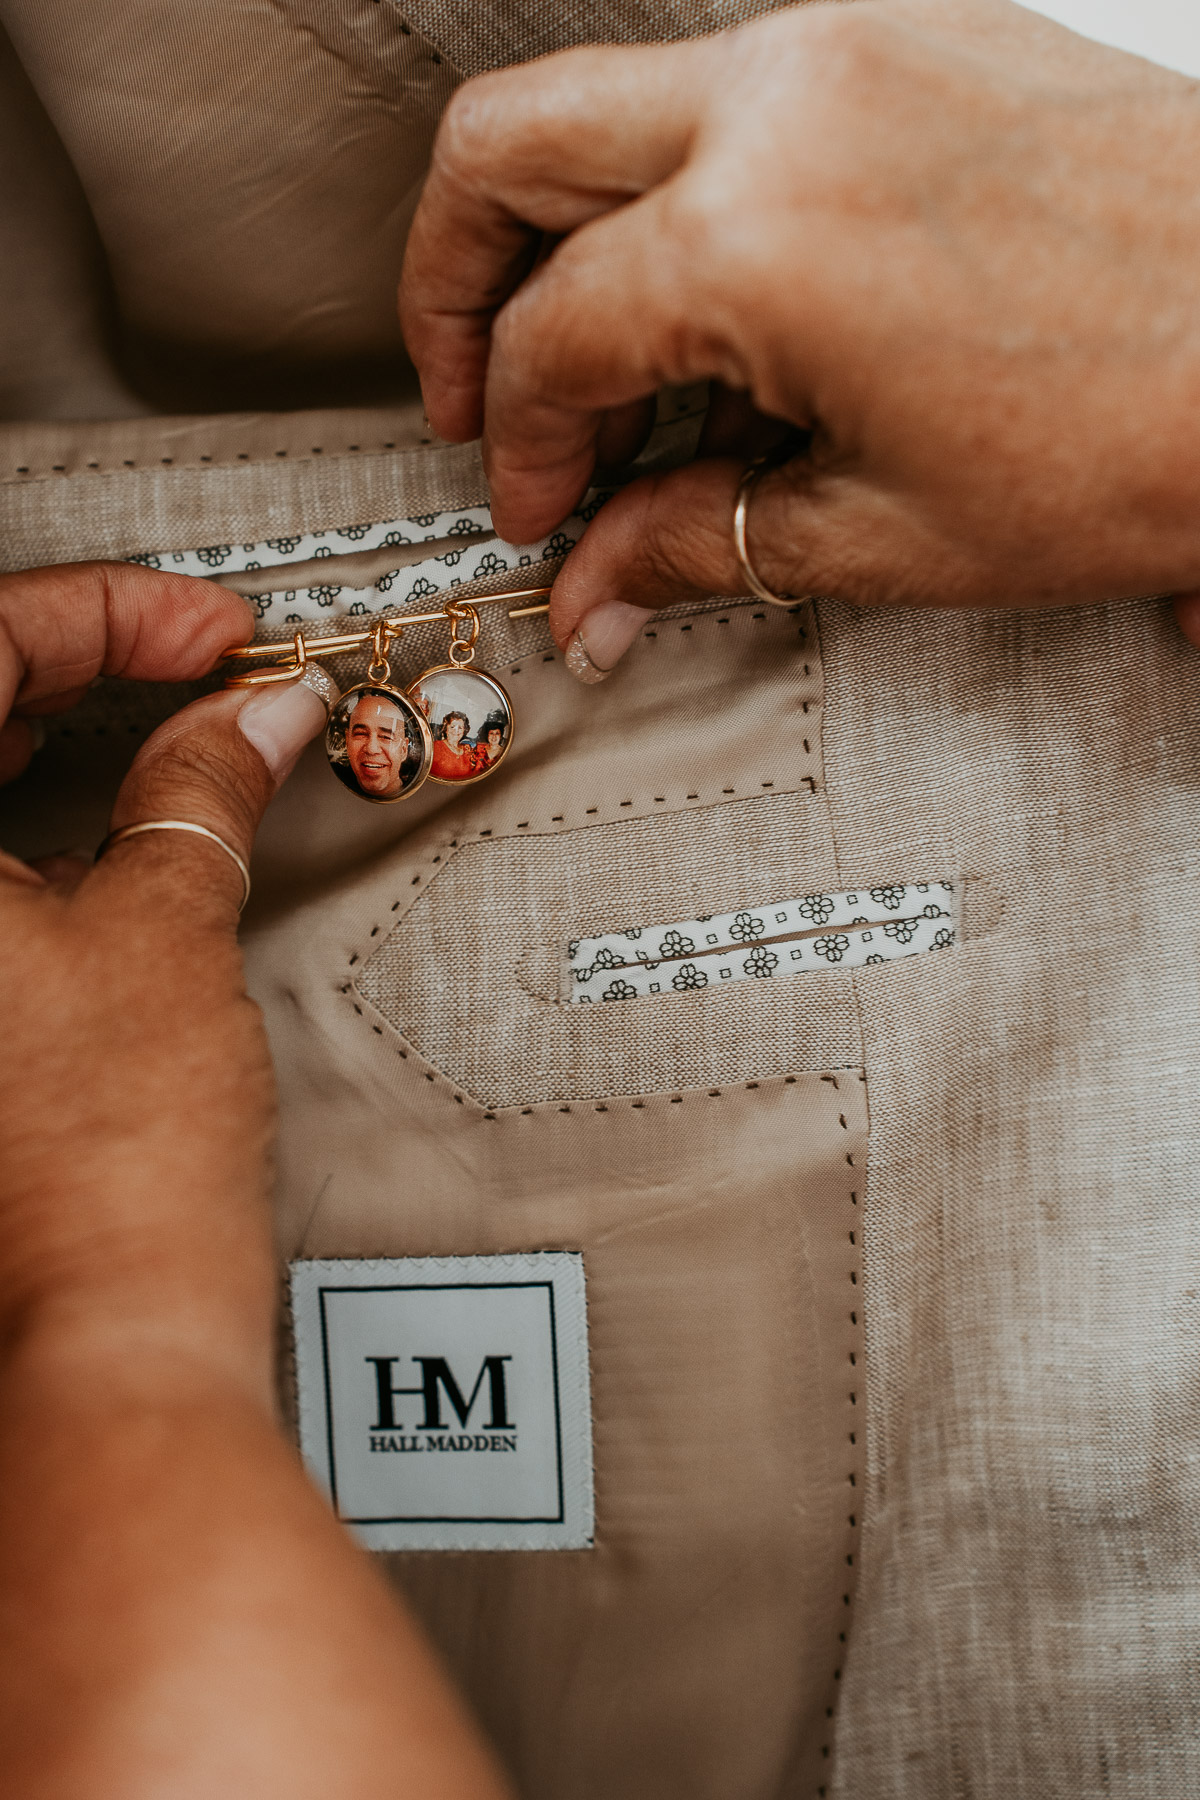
353, 790, 959, 1110
566, 881, 956, 1003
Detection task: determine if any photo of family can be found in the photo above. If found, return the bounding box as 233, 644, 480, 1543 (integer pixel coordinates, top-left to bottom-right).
408, 667, 514, 785
325, 684, 433, 804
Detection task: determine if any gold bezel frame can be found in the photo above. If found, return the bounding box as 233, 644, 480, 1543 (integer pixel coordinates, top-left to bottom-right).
326, 681, 434, 805
406, 664, 514, 787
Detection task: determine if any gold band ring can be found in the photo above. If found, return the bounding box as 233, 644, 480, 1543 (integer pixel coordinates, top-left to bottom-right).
732, 451, 810, 608
97, 820, 252, 913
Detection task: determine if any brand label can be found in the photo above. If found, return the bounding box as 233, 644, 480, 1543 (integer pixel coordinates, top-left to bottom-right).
290, 1253, 593, 1551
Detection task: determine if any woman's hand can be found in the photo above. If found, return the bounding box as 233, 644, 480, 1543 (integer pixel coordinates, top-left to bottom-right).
0, 563, 510, 1800
0, 561, 323, 1351
400, 0, 1200, 673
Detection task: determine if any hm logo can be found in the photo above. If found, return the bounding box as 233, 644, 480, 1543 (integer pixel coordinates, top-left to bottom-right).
365, 1354, 514, 1433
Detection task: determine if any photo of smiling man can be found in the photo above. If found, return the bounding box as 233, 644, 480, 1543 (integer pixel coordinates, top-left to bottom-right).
325, 684, 432, 804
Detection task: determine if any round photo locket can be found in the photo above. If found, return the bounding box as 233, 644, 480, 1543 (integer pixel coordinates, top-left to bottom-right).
325, 681, 433, 805
407, 664, 514, 786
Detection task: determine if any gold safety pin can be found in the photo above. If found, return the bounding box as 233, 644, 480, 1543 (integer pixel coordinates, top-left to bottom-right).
220, 585, 552, 688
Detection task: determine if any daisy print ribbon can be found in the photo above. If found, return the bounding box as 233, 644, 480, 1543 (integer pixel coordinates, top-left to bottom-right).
128, 492, 615, 626
567, 882, 956, 1002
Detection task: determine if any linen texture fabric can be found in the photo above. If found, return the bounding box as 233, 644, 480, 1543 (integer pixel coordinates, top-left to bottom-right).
0, 0, 1199, 1794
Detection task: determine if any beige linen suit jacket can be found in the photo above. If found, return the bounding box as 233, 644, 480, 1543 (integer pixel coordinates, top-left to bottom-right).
1, 2, 1198, 1795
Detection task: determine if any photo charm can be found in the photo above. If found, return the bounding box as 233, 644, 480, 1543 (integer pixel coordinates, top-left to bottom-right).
324, 617, 433, 805
409, 667, 513, 785
407, 601, 514, 788
222, 598, 528, 806
326, 682, 433, 805
320, 606, 515, 803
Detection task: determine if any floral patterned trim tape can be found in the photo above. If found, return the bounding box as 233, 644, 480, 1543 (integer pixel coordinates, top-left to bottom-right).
127, 492, 614, 626
128, 508, 498, 578
566, 882, 956, 1002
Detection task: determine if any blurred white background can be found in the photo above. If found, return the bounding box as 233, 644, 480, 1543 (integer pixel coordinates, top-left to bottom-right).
1019, 0, 1200, 77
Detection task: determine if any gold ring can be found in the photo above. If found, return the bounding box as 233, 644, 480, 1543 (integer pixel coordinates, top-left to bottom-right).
732, 452, 810, 608
97, 820, 252, 913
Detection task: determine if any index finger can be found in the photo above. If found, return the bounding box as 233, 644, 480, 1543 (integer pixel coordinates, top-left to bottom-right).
400, 42, 706, 442
0, 562, 253, 718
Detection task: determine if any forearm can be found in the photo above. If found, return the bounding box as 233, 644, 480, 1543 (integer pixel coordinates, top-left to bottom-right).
0, 1316, 512, 1799
0, 569, 511, 1793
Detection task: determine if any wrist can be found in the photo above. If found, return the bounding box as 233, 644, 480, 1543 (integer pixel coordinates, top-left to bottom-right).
3, 1284, 277, 1422
0, 1155, 278, 1415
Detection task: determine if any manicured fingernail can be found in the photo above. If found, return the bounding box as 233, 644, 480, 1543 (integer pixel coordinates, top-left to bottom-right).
237, 679, 329, 785
564, 601, 650, 684
564, 632, 608, 684
297, 664, 340, 710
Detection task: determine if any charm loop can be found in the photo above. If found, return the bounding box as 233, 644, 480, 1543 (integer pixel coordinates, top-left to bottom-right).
367, 618, 394, 685
446, 602, 480, 667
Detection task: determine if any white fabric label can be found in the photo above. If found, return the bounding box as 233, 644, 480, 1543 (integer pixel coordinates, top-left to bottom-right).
290, 1254, 594, 1552
567, 881, 956, 1002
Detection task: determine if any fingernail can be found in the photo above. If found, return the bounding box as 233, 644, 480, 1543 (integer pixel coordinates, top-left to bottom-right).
237, 679, 329, 785
296, 664, 340, 710
564, 601, 650, 685
27, 719, 47, 753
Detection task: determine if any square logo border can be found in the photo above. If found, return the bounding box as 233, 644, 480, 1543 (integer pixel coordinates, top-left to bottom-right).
319, 1279, 566, 1527
290, 1252, 594, 1553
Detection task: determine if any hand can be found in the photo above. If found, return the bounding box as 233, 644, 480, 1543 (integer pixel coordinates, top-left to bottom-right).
0, 561, 323, 1348
0, 564, 509, 1799
400, 0, 1200, 675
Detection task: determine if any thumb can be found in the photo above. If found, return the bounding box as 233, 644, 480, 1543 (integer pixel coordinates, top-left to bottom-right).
94, 674, 330, 927
548, 454, 977, 680
550, 458, 803, 680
